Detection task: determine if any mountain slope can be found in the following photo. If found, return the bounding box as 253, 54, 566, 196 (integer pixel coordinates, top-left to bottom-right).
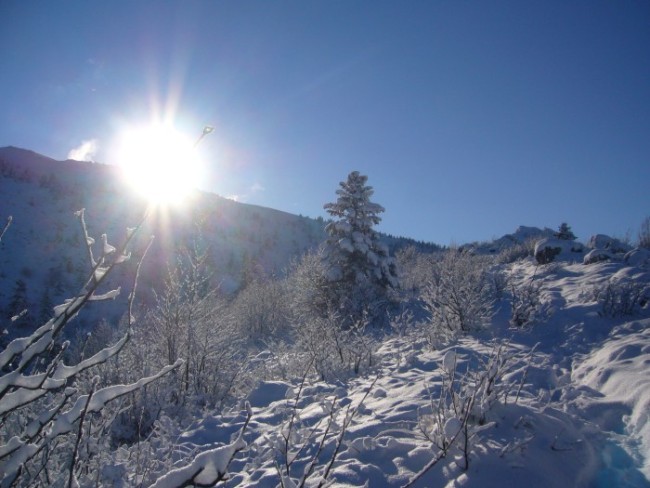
0, 146, 326, 327
0, 146, 440, 331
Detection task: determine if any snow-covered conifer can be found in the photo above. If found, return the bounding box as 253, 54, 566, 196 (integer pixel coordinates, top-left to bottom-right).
555, 222, 576, 240
323, 171, 398, 322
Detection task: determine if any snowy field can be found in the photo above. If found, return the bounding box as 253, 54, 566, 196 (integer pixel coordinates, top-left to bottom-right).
149, 259, 650, 487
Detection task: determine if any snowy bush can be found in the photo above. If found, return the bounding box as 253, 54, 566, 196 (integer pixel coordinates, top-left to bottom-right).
534, 237, 584, 264
286, 249, 331, 323
495, 238, 536, 264
594, 279, 649, 317
639, 216, 650, 249
420, 250, 495, 343
0, 210, 182, 486
395, 245, 435, 299
295, 311, 378, 381
231, 277, 290, 339
411, 343, 521, 483
509, 277, 549, 327
264, 373, 376, 487
117, 242, 248, 426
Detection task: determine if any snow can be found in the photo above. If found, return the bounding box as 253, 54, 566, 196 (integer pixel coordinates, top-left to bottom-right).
101, 233, 116, 255
626, 248, 650, 268
573, 320, 650, 479
88, 287, 121, 301
149, 437, 248, 488
587, 234, 633, 253
534, 237, 585, 263
207, 258, 649, 487
1, 147, 649, 486
584, 248, 615, 264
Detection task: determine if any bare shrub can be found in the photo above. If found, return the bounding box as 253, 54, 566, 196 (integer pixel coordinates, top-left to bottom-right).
267, 372, 377, 488
296, 311, 377, 381
409, 342, 522, 485
420, 250, 495, 343
496, 238, 536, 264
286, 249, 331, 323
639, 216, 650, 249
0, 211, 182, 486
594, 279, 649, 317
509, 278, 550, 327
231, 277, 291, 339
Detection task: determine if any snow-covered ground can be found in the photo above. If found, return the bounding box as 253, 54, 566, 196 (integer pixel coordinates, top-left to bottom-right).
167, 258, 650, 487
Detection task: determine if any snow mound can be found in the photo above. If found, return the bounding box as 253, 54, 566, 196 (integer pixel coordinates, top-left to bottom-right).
626, 248, 650, 268
573, 319, 650, 481
587, 234, 633, 254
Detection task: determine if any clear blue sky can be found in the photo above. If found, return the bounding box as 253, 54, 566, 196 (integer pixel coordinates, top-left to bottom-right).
1, 1, 648, 245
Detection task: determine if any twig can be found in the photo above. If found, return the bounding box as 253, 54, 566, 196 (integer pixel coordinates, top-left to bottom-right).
0, 215, 12, 243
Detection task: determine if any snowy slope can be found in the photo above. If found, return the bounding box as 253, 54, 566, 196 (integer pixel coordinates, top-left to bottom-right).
161, 258, 650, 487
2, 146, 649, 486
0, 147, 328, 330
0, 146, 438, 329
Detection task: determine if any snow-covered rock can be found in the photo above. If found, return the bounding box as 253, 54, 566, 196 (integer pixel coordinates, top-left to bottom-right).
625, 248, 650, 268
584, 249, 615, 265
534, 237, 584, 264
587, 234, 632, 254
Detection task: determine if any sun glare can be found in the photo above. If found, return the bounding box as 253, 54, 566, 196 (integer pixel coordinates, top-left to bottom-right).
115, 124, 202, 205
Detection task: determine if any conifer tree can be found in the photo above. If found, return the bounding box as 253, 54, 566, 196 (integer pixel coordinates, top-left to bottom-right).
556, 222, 576, 240
323, 171, 398, 322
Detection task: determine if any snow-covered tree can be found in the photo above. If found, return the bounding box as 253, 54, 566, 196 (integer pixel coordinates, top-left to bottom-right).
323, 171, 398, 322
555, 222, 576, 240
142, 239, 240, 407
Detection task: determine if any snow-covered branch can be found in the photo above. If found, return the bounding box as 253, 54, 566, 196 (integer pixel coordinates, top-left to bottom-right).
149, 402, 252, 488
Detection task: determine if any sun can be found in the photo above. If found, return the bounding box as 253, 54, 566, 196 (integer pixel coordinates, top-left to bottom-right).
115, 123, 203, 204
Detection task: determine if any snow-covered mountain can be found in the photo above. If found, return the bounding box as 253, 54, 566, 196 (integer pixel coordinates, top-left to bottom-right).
0, 146, 437, 329
0, 147, 324, 326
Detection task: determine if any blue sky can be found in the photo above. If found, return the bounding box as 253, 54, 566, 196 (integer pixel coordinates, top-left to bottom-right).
1, 1, 648, 245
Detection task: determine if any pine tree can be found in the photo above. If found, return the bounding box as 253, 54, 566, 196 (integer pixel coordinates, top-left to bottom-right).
323, 171, 398, 322
556, 222, 576, 240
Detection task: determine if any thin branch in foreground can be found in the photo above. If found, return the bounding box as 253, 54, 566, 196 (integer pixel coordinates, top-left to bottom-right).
0, 215, 12, 243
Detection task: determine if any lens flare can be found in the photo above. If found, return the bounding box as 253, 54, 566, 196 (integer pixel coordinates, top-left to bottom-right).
115, 123, 202, 204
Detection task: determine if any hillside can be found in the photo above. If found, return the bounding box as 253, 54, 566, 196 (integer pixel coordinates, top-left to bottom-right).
0, 147, 327, 326
1, 146, 649, 487
0, 146, 442, 329
164, 260, 650, 487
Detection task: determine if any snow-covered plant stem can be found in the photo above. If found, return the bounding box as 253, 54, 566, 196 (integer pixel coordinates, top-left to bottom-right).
413, 343, 517, 484
509, 265, 549, 327
0, 215, 11, 243
67, 376, 98, 488
0, 210, 184, 486
274, 376, 376, 488
594, 278, 649, 317
314, 376, 377, 488
148, 402, 252, 488
281, 360, 314, 474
